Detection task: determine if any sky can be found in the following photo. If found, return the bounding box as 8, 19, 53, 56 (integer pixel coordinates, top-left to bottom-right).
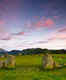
0, 0, 66, 51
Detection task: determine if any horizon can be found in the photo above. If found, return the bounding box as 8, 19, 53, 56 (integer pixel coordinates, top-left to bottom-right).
0, 0, 66, 50
0, 47, 66, 52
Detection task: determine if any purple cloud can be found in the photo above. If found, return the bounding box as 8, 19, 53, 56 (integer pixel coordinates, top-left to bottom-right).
0, 33, 12, 40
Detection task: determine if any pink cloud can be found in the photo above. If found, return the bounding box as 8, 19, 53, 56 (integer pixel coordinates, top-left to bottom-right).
13, 32, 25, 35
48, 33, 66, 41
44, 19, 54, 27
58, 28, 66, 32
35, 21, 43, 28
0, 20, 5, 24
56, 34, 66, 39
17, 32, 24, 35
35, 18, 55, 28
48, 37, 56, 41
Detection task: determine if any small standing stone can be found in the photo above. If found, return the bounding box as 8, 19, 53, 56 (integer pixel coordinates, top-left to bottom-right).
0, 61, 3, 68
18, 53, 22, 56
42, 54, 55, 69
7, 55, 16, 68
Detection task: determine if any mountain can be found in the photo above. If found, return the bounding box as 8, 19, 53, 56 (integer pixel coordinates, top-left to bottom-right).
0, 48, 66, 55
8, 50, 22, 55
0, 48, 8, 55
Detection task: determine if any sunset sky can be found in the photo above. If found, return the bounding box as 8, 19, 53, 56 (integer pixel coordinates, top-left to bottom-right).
0, 0, 66, 51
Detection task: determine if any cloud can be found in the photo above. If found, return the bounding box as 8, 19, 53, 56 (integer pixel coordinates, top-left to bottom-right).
28, 40, 48, 45
48, 37, 56, 41
53, 16, 59, 19
17, 32, 24, 35
37, 41, 48, 44
12, 32, 25, 36
48, 33, 66, 41
2, 36, 11, 40
35, 18, 55, 28
58, 28, 66, 32
0, 33, 12, 40
56, 34, 66, 40
24, 17, 55, 32
44, 19, 54, 27
0, 20, 5, 24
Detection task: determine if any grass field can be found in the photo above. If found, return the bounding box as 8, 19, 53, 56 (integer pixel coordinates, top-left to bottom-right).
0, 54, 66, 80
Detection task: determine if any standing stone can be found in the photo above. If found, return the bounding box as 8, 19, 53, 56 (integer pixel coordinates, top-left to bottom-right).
7, 55, 16, 68
0, 60, 8, 68
4, 53, 8, 57
1, 56, 4, 58
42, 54, 55, 69
0, 61, 3, 68
18, 53, 22, 56
2, 61, 8, 68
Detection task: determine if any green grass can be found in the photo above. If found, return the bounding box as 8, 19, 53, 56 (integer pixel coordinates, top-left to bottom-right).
0, 54, 66, 80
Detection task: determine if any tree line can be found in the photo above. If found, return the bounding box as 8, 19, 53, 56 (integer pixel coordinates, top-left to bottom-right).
8, 48, 66, 55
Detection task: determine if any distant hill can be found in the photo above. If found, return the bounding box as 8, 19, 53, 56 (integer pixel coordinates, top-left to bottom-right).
0, 48, 8, 55
8, 48, 66, 55
0, 48, 66, 55
8, 50, 22, 55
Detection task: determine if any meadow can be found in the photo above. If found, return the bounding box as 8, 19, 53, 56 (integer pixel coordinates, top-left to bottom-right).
0, 54, 66, 80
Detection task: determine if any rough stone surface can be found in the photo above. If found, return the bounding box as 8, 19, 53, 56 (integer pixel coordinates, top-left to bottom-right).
0, 61, 3, 68
7, 55, 16, 68
42, 54, 55, 69
0, 55, 16, 69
